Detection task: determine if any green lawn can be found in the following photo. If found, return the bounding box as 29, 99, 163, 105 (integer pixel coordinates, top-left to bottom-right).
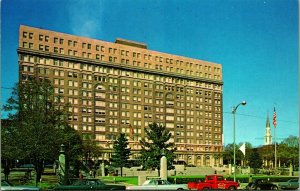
100, 176, 138, 185
2, 168, 58, 190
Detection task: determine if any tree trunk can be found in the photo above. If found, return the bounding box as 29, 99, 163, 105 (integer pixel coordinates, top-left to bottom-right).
4, 159, 10, 181
157, 166, 160, 177
34, 159, 44, 186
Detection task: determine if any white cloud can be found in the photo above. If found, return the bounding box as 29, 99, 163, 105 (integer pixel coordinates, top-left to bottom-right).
67, 0, 104, 38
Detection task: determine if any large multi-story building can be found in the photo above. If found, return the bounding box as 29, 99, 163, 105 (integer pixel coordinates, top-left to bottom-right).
18, 25, 223, 167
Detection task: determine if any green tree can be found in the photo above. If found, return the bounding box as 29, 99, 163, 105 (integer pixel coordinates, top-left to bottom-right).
139, 122, 176, 176
258, 145, 274, 168
1, 120, 19, 181
239, 142, 253, 166
3, 79, 82, 185
248, 148, 262, 174
63, 127, 84, 179
111, 133, 131, 176
278, 136, 299, 168
82, 137, 102, 172
223, 144, 234, 165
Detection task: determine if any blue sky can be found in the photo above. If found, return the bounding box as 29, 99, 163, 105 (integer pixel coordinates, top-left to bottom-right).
1, 0, 299, 147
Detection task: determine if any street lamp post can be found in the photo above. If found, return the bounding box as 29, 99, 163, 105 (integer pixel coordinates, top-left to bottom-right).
232, 101, 246, 182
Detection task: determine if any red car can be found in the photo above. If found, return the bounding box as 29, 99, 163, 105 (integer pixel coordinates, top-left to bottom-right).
188, 175, 239, 190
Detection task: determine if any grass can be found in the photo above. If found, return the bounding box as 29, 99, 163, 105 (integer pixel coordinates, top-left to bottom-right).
2, 168, 58, 190
100, 176, 138, 185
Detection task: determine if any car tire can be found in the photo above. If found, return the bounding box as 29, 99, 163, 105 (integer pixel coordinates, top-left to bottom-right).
256, 186, 261, 190
272, 186, 278, 190
228, 186, 236, 190
177, 188, 184, 190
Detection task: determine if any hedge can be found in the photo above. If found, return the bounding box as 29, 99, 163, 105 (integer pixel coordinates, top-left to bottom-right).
168, 176, 296, 184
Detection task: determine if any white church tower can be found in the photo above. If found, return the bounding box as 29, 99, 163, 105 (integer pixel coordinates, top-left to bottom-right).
264, 114, 272, 145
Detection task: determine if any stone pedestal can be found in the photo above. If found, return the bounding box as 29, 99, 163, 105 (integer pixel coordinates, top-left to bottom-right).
58, 144, 66, 184
101, 163, 105, 177
160, 156, 167, 180
138, 176, 147, 185
289, 164, 293, 176
229, 164, 232, 175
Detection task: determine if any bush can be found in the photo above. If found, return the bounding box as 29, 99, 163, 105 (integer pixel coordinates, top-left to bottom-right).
168, 175, 296, 184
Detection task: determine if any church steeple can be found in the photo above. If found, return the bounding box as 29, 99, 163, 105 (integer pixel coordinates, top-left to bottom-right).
264, 113, 272, 145
266, 114, 270, 127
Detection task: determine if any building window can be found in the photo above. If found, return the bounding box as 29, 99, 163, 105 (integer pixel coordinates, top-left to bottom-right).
29, 33, 33, 39
59, 39, 64, 44
45, 36, 49, 42
23, 32, 28, 38
39, 35, 43, 41
54, 37, 58, 43
68, 40, 72, 46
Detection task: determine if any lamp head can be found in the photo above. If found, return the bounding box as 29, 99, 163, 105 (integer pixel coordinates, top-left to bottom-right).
241, 101, 247, 106
60, 144, 65, 153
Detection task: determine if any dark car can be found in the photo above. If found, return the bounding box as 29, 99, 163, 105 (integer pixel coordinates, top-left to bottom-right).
246, 179, 278, 190
278, 179, 299, 190
1, 180, 41, 190
53, 178, 126, 190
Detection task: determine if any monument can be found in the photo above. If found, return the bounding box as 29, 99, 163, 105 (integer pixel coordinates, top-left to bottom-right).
58, 144, 68, 184
160, 150, 167, 180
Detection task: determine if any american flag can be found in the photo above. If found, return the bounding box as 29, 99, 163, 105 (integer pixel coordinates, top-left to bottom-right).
273, 107, 277, 127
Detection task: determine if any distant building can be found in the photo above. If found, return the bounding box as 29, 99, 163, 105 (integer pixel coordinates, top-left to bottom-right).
18, 25, 223, 167
264, 114, 272, 145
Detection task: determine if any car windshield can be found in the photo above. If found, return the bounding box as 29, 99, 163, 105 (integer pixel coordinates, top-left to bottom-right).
73, 180, 87, 186
72, 179, 104, 186
1, 180, 12, 186
162, 180, 171, 185
143, 180, 153, 185
289, 179, 298, 183
87, 180, 104, 186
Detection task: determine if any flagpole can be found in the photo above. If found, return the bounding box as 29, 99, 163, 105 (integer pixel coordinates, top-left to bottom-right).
274, 127, 277, 171
273, 107, 277, 172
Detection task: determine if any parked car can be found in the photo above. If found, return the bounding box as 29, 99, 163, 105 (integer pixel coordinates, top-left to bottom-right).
1, 180, 40, 191
187, 175, 239, 190
127, 179, 188, 190
245, 179, 278, 190
53, 178, 126, 190
19, 164, 34, 168
278, 179, 299, 190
